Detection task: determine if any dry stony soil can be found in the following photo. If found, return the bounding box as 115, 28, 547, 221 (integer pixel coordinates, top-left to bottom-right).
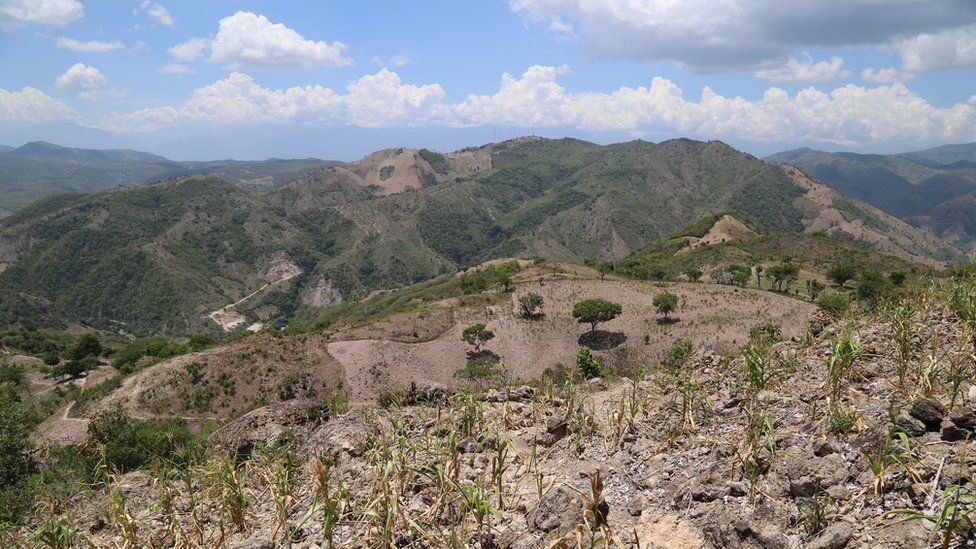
21, 296, 976, 548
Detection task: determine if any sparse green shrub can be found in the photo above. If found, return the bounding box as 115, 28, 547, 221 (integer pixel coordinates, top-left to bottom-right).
662, 339, 693, 371
577, 346, 601, 380
816, 291, 851, 317
518, 292, 544, 319
749, 323, 783, 345
87, 405, 197, 473
185, 361, 205, 384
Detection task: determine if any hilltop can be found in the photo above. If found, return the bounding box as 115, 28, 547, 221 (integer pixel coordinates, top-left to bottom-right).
0, 137, 959, 335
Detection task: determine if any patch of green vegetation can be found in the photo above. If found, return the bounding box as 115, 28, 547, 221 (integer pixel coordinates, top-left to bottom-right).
418, 149, 450, 175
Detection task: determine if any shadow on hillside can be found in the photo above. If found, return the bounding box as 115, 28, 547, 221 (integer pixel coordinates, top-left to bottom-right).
578, 330, 627, 350
655, 317, 680, 325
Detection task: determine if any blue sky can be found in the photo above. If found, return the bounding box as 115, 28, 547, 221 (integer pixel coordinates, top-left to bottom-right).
1, 0, 975, 160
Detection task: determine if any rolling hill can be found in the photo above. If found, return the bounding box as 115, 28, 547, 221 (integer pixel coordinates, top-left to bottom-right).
766, 143, 976, 251
0, 137, 959, 335
0, 141, 343, 213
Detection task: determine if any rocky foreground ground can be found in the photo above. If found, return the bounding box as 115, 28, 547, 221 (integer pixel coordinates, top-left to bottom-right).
9, 289, 976, 548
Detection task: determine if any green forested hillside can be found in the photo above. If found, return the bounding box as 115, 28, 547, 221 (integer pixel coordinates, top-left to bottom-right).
0, 137, 956, 334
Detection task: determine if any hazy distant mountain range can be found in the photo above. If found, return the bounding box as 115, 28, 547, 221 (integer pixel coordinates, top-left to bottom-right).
0, 141, 343, 214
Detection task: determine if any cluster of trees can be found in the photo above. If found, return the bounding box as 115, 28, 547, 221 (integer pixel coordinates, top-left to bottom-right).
461, 291, 681, 379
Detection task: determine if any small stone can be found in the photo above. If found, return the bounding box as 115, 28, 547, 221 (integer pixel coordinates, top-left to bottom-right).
907, 483, 929, 499
626, 494, 647, 517
457, 437, 482, 453
950, 407, 976, 431
895, 413, 927, 437
910, 399, 947, 431
728, 481, 748, 497
807, 522, 854, 549
813, 439, 839, 457
942, 421, 968, 442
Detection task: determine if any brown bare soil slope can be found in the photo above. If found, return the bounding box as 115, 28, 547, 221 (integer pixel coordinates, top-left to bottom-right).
328, 279, 815, 402
783, 165, 957, 266
98, 334, 343, 419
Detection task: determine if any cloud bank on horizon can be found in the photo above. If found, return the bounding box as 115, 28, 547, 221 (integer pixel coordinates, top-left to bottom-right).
0, 0, 975, 154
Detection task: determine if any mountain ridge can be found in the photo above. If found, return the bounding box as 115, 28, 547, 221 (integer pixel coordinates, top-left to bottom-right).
0, 136, 958, 335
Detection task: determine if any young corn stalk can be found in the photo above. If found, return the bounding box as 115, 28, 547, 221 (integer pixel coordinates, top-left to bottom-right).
888, 296, 925, 391
826, 327, 863, 398
203, 452, 251, 533
298, 457, 349, 547
491, 432, 515, 510
863, 425, 921, 499
102, 475, 140, 547
261, 447, 300, 542
895, 478, 976, 549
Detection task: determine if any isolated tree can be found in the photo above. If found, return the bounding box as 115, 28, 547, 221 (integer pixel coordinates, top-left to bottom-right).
572, 299, 622, 333
67, 333, 102, 361
855, 268, 889, 301
768, 263, 799, 292
596, 262, 613, 281
518, 292, 544, 319
684, 268, 702, 282
826, 262, 857, 287
653, 291, 679, 321
462, 323, 495, 353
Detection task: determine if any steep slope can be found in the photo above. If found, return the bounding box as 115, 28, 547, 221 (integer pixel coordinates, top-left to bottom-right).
908, 190, 976, 253
0, 137, 954, 334
766, 146, 976, 252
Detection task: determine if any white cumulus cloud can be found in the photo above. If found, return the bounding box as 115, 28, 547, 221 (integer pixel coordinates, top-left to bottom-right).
371, 54, 412, 68
167, 12, 352, 70
862, 67, 915, 84
169, 37, 208, 62
0, 0, 83, 30
896, 24, 976, 71
0, 86, 78, 126
59, 66, 976, 149
135, 1, 173, 27
55, 36, 124, 52
55, 63, 127, 100
754, 55, 851, 83
98, 70, 442, 132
